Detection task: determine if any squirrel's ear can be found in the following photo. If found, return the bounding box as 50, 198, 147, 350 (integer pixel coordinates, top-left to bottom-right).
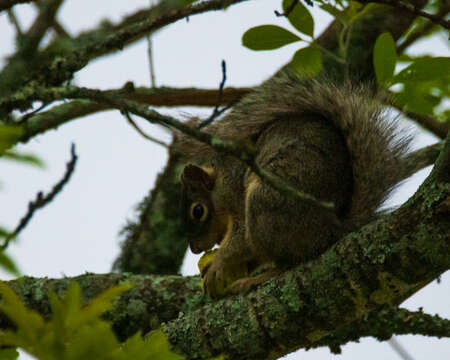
181, 164, 215, 191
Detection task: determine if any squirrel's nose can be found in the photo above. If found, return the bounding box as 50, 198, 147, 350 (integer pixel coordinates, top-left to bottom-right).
190, 243, 202, 254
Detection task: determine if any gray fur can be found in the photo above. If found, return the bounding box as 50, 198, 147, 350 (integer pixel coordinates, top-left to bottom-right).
176, 71, 411, 230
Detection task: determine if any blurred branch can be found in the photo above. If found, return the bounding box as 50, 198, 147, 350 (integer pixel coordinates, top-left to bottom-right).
0, 143, 77, 250
0, 0, 248, 108
7, 8, 22, 35
401, 142, 443, 179
314, 307, 450, 354
389, 337, 415, 360
389, 99, 449, 139
0, 0, 36, 11
20, 0, 64, 57
358, 0, 450, 30
397, 1, 450, 53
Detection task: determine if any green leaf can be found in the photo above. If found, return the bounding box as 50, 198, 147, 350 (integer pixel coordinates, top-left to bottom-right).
242, 25, 301, 51
0, 348, 19, 360
145, 329, 184, 360
2, 151, 44, 167
320, 4, 348, 25
73, 282, 132, 328
393, 57, 450, 84
0, 125, 23, 153
0, 281, 45, 345
394, 82, 441, 115
282, 0, 314, 37
373, 32, 397, 86
0, 252, 20, 276
291, 46, 323, 76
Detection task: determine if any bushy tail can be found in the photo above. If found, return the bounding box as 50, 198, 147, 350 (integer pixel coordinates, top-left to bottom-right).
212, 71, 412, 228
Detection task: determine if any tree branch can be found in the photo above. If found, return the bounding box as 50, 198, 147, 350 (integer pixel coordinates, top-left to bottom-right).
389, 100, 449, 139
0, 0, 248, 109
19, 0, 64, 57
397, 1, 450, 53
314, 307, 450, 354
161, 134, 449, 359
13, 86, 250, 146
1, 135, 448, 357
0, 0, 36, 12
359, 0, 450, 30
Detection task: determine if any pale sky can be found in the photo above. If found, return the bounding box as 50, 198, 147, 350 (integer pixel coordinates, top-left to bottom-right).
0, 1, 448, 359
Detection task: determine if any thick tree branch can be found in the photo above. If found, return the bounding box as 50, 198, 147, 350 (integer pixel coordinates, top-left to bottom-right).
161, 134, 449, 359
1, 136, 448, 357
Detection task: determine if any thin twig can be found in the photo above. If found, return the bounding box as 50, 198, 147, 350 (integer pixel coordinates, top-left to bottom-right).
147, 35, 156, 87
389, 337, 415, 360
1, 143, 78, 251
198, 60, 229, 129
147, 0, 156, 87
123, 111, 168, 148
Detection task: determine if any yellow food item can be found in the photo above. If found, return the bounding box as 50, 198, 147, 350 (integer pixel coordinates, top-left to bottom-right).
198, 249, 248, 297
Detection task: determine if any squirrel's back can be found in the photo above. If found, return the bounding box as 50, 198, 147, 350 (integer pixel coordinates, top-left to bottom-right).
178, 71, 411, 230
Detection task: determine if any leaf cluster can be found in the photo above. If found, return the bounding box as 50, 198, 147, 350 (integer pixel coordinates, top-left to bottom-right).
242, 0, 449, 122
0, 281, 184, 360
373, 32, 449, 119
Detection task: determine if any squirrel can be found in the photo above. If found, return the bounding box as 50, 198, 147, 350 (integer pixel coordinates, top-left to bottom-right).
175, 71, 411, 298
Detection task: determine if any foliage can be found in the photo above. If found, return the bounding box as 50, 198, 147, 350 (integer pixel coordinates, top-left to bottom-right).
242, 0, 449, 120
242, 0, 324, 76
373, 31, 449, 118
0, 281, 184, 360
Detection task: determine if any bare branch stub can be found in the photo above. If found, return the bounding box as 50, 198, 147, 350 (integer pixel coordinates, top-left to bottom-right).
274, 0, 298, 17
1, 143, 78, 251
198, 60, 229, 129
123, 111, 168, 148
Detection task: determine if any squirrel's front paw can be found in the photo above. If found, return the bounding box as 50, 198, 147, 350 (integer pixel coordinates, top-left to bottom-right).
201, 259, 226, 299
229, 277, 257, 294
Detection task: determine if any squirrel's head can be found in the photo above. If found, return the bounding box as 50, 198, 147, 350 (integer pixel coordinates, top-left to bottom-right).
180, 164, 228, 254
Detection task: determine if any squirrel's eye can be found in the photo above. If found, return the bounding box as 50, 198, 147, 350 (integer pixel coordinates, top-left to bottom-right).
190, 202, 208, 221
